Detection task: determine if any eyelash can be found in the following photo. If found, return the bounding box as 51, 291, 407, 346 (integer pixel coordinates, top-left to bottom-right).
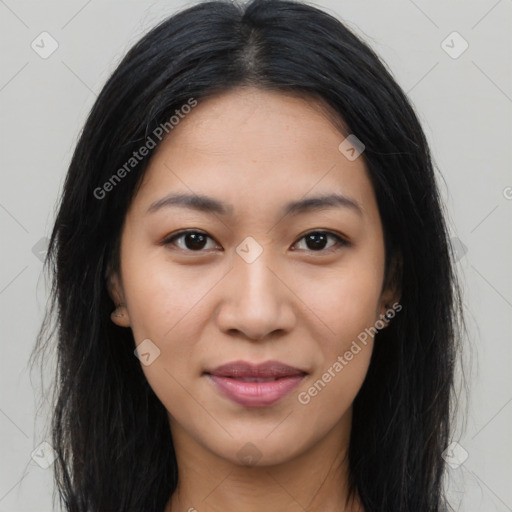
162, 229, 349, 254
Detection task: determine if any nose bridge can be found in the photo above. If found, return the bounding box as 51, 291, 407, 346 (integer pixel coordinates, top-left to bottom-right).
237, 249, 279, 304
216, 240, 295, 339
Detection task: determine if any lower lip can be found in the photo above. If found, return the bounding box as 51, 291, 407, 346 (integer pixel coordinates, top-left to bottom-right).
207, 374, 305, 407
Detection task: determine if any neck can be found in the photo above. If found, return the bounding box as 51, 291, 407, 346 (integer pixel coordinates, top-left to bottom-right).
165, 413, 363, 512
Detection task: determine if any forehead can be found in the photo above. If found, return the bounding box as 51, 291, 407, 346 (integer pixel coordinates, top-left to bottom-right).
155, 88, 347, 163
133, 87, 377, 220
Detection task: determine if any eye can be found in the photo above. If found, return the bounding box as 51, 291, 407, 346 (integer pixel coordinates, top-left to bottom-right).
162, 230, 221, 252
291, 230, 348, 253
162, 229, 348, 254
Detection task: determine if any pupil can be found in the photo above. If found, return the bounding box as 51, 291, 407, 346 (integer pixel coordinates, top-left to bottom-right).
307, 233, 327, 250
186, 233, 207, 250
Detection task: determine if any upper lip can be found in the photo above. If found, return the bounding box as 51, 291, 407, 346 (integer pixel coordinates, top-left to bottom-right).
206, 360, 307, 379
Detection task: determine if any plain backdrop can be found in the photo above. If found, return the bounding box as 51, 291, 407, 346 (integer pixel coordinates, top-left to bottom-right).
0, 0, 511, 510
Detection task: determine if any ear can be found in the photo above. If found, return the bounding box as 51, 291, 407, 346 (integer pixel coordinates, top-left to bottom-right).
106, 270, 131, 328
377, 252, 402, 325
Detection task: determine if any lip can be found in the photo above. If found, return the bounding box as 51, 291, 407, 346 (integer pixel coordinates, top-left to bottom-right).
205, 360, 307, 408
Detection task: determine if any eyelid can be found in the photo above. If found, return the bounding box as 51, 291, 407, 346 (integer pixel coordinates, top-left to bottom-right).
291, 230, 350, 252
162, 229, 222, 251
162, 229, 350, 253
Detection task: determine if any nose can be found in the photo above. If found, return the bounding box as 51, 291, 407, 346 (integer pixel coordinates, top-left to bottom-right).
214, 250, 297, 341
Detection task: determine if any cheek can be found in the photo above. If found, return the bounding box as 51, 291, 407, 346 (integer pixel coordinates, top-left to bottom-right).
122, 252, 219, 341
124, 265, 218, 414
294, 278, 378, 432
296, 257, 383, 346
292, 255, 382, 414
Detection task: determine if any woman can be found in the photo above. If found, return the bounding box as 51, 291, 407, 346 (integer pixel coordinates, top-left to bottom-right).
33, 0, 464, 510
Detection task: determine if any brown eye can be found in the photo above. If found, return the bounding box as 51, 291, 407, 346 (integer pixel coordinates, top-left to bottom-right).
163, 230, 220, 252
292, 231, 348, 252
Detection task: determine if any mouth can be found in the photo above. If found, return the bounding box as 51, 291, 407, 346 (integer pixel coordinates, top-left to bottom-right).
204, 360, 307, 408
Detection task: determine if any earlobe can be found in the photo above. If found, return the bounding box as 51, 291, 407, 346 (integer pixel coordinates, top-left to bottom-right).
106, 271, 131, 327
111, 302, 131, 327
378, 252, 403, 327
380, 303, 395, 326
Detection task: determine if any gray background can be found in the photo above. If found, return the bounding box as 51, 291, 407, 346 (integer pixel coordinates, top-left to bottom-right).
1, 0, 511, 510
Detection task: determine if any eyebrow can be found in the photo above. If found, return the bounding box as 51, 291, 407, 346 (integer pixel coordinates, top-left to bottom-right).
146, 192, 363, 217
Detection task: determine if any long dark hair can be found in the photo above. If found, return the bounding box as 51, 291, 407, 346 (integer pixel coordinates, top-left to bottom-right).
32, 0, 464, 510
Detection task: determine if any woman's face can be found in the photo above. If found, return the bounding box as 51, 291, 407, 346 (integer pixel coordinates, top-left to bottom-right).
111, 87, 396, 467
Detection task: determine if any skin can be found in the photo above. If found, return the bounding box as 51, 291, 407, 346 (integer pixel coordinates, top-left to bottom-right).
109, 87, 399, 512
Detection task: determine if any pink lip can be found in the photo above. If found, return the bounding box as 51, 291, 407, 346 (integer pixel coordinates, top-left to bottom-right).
205, 360, 307, 407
